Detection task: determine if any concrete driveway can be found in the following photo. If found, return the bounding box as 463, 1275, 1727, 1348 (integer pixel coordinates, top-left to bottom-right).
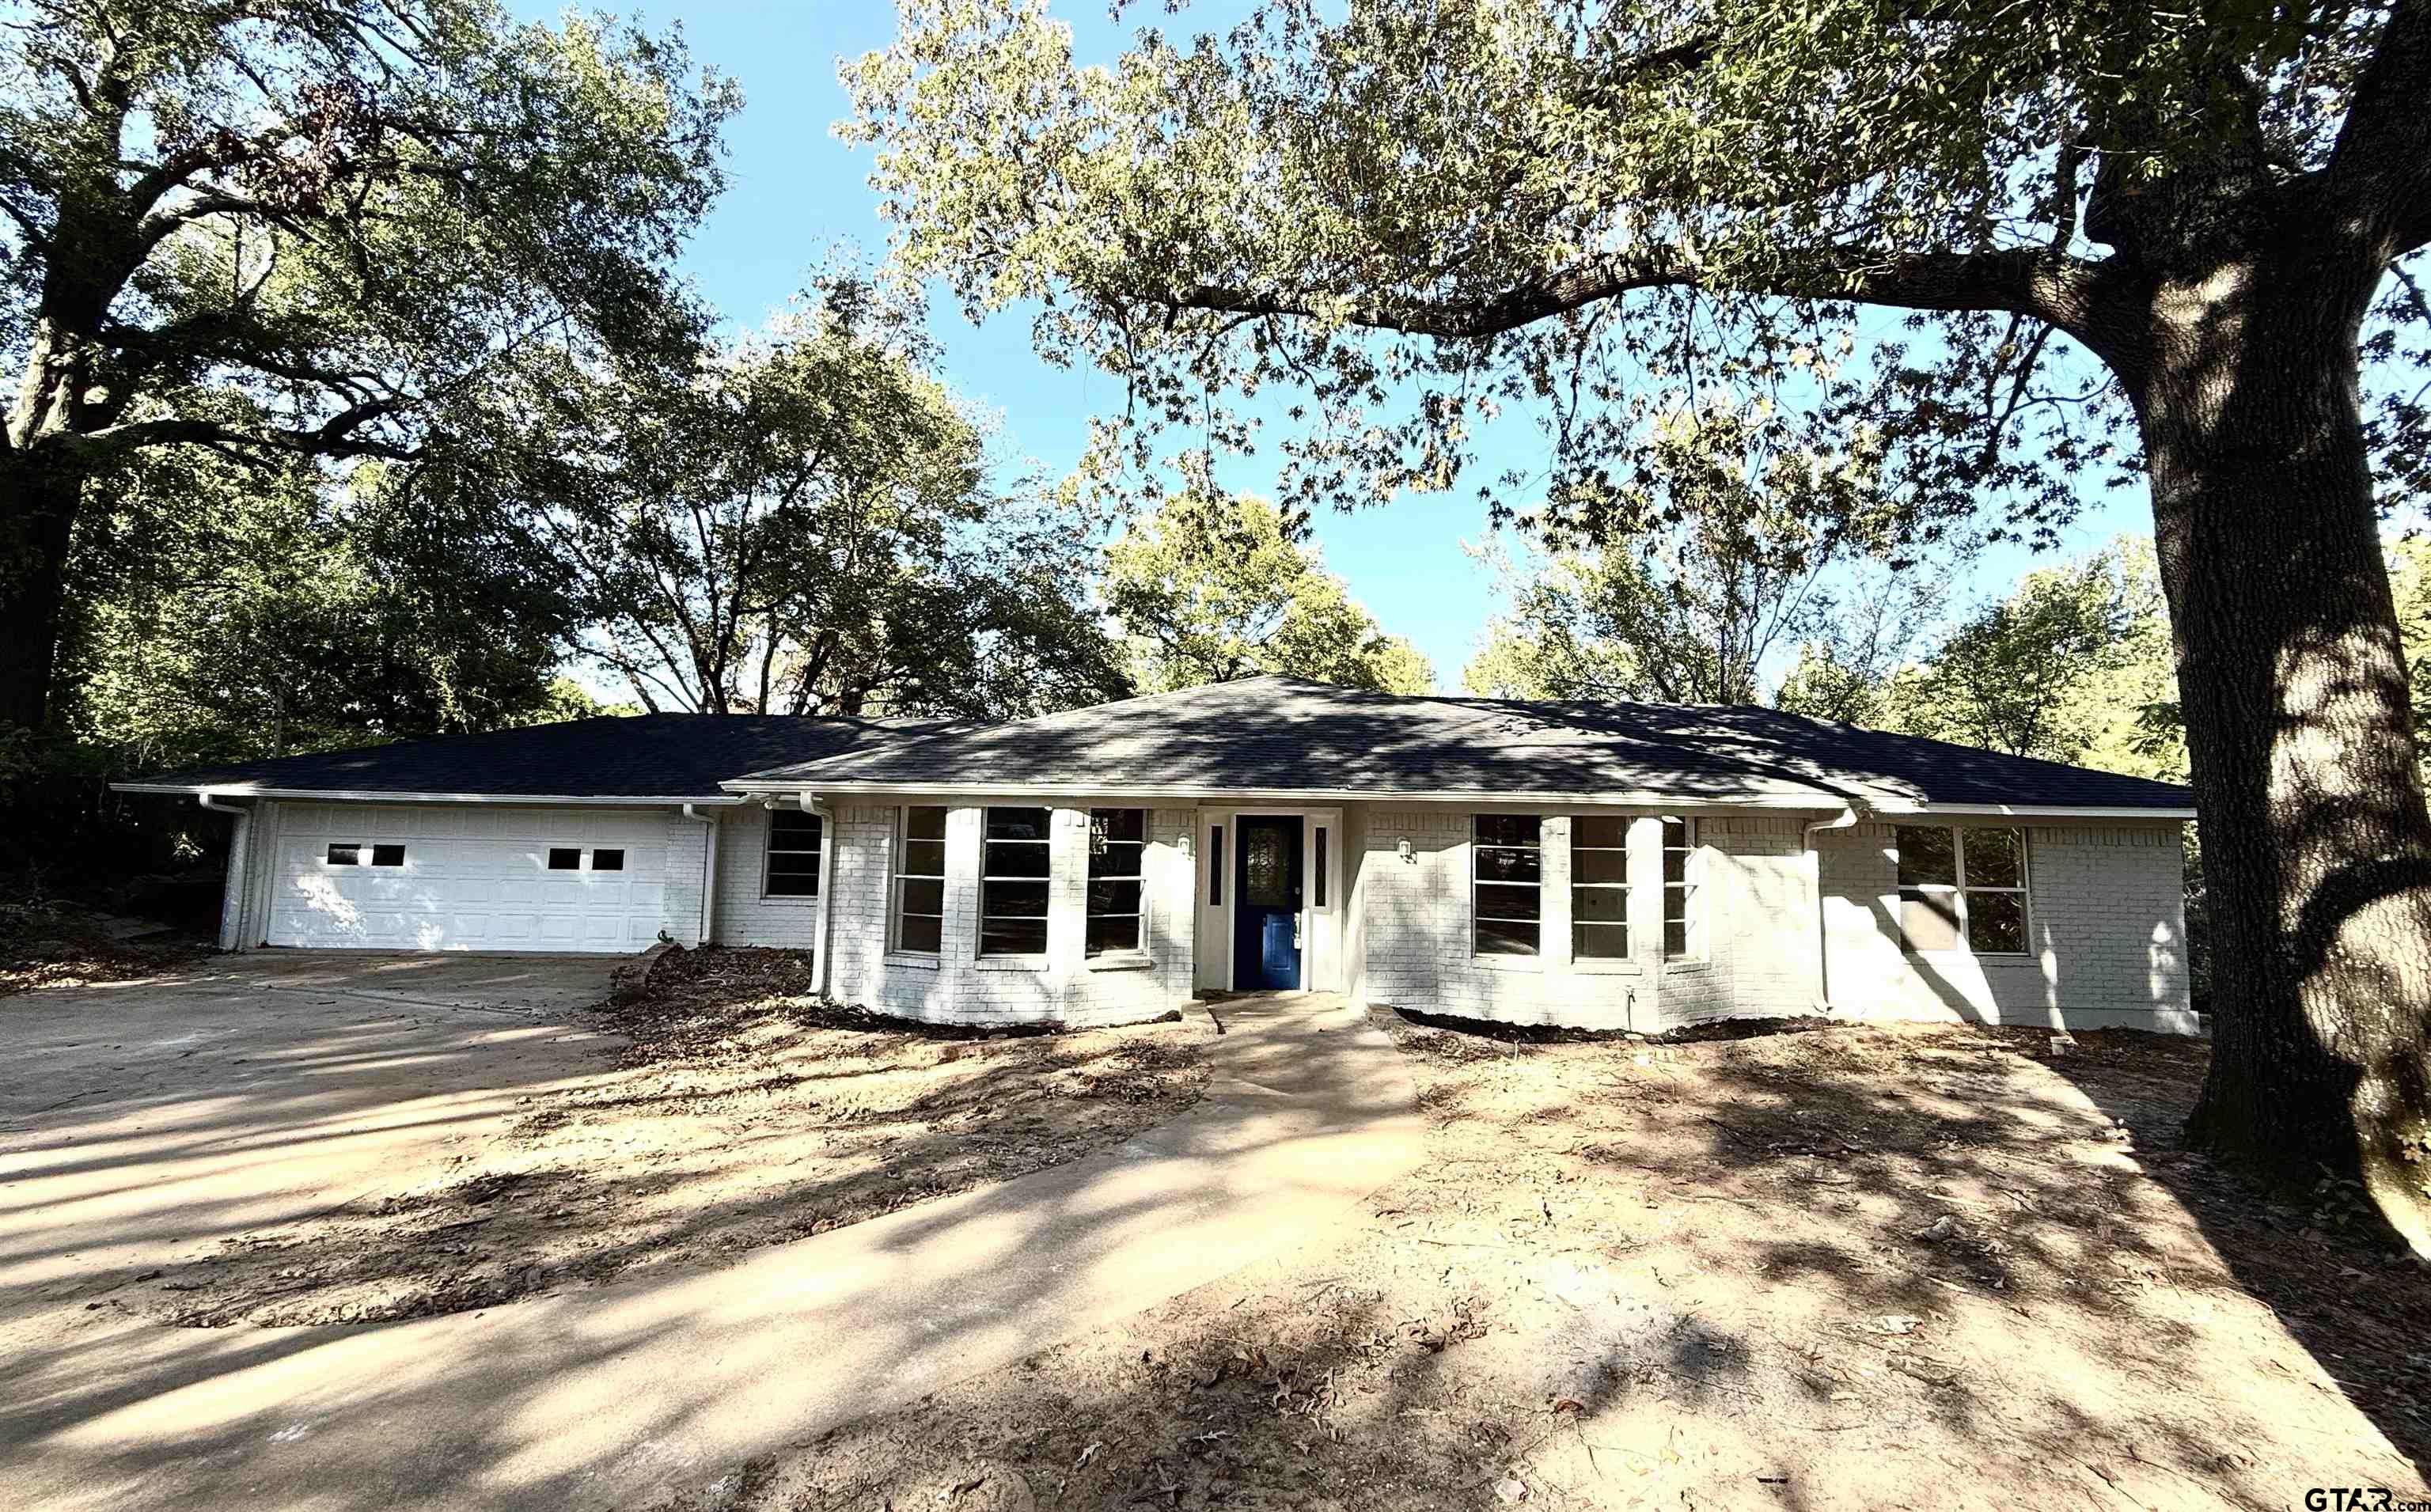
0, 964, 1422, 1512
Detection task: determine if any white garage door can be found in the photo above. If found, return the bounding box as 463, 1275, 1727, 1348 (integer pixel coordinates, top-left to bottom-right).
266, 804, 671, 953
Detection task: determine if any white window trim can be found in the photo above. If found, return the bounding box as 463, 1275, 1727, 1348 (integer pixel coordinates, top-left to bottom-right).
1085, 807, 1151, 961
891, 805, 947, 957
978, 805, 1053, 961
1661, 816, 1706, 965
759, 809, 824, 903
1568, 817, 1631, 965
1900, 824, 2033, 957
1471, 813, 1546, 960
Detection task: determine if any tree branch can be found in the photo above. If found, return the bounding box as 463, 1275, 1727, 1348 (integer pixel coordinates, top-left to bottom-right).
1158, 244, 2097, 344
2327, 0, 2431, 259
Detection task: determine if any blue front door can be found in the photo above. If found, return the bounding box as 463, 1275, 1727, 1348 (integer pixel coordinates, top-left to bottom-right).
1233, 817, 1303, 990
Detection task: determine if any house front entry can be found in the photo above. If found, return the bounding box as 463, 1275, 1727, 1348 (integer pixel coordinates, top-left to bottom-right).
1232, 815, 1304, 990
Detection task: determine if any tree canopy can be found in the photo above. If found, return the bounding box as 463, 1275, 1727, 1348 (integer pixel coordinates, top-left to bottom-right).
1103, 493, 1433, 693
1, 0, 738, 729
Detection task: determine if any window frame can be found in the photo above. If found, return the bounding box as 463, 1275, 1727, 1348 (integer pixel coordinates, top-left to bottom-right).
892, 805, 948, 956
760, 807, 824, 900
1661, 817, 1705, 964
1471, 813, 1545, 958
1568, 815, 1632, 963
1897, 824, 2032, 957
979, 805, 1052, 959
1086, 808, 1147, 958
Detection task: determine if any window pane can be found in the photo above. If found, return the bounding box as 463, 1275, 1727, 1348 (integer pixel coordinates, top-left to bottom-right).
897, 913, 942, 953
984, 879, 1049, 918
1476, 881, 1542, 922
1087, 914, 1141, 955
1901, 888, 1963, 951
1089, 807, 1145, 844
1208, 826, 1224, 904
592, 848, 624, 872
767, 853, 823, 880
903, 839, 946, 879
1572, 847, 1628, 885
1242, 824, 1291, 905
1475, 813, 1541, 847
1087, 879, 1143, 915
767, 872, 818, 898
981, 915, 1049, 956
1969, 890, 2027, 953
984, 839, 1052, 878
1314, 828, 1328, 907
1896, 826, 1957, 886
771, 810, 822, 847
1477, 845, 1542, 884
1662, 844, 1689, 885
1663, 919, 1690, 957
1090, 839, 1143, 881
905, 805, 947, 841
900, 877, 943, 916
370, 844, 404, 867
1475, 917, 1540, 956
1574, 922, 1630, 959
1661, 817, 1692, 849
1964, 827, 2024, 889
1573, 815, 1629, 849
1572, 885, 1629, 923
986, 807, 1050, 841
547, 847, 579, 870
326, 843, 361, 866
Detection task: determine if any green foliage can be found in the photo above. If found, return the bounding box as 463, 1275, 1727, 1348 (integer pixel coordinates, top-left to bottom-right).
53, 449, 579, 771
1103, 494, 1433, 694
1462, 400, 1944, 704
843, 0, 2425, 534
0, 0, 738, 729
520, 273, 1132, 718
1880, 551, 2141, 761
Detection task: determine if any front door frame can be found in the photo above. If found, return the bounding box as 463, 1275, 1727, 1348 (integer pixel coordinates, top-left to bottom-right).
1202, 805, 1344, 993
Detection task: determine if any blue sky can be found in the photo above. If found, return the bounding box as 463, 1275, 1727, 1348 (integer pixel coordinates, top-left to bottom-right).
533, 0, 2148, 692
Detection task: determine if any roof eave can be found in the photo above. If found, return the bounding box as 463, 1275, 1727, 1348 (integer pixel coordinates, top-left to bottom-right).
110, 783, 749, 806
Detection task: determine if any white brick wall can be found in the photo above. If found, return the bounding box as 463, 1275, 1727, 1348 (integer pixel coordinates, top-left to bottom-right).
817, 800, 1198, 1028
704, 805, 821, 949
1817, 820, 2194, 1033
1347, 805, 2194, 1036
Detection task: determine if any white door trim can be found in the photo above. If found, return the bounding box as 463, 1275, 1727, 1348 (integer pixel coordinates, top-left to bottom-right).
1202, 806, 1344, 993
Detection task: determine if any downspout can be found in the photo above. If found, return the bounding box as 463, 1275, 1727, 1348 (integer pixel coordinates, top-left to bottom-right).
804, 792, 838, 998
1802, 805, 1866, 1013
682, 803, 720, 946
199, 792, 251, 952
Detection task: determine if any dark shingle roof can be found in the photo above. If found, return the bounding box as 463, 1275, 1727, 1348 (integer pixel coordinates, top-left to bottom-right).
117, 714, 957, 800
726, 676, 2193, 813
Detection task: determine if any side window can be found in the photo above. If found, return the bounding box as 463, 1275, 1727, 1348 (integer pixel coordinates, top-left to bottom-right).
980, 806, 1052, 956
1087, 809, 1146, 956
1208, 824, 1225, 905
1661, 817, 1702, 961
1473, 814, 1543, 956
893, 806, 947, 953
1898, 825, 2029, 953
763, 809, 822, 897
1570, 816, 1630, 959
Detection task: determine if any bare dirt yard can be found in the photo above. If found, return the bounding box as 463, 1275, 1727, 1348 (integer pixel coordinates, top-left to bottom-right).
739, 1011, 2429, 1512
131, 946, 1212, 1327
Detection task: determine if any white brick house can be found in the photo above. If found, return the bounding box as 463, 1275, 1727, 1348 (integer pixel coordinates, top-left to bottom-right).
123, 676, 2198, 1035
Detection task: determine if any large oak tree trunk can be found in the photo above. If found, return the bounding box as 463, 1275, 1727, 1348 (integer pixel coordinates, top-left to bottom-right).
2137, 253, 2431, 1252
0, 448, 84, 733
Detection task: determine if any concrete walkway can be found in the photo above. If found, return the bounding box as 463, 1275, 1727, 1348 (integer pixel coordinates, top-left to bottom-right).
2, 993, 1421, 1511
